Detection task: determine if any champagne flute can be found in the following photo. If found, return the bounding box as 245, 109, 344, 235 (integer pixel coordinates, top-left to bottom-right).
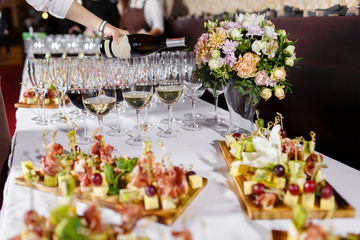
83, 66, 116, 136
28, 58, 50, 125
123, 64, 153, 146
205, 86, 225, 124
105, 60, 128, 137
66, 66, 92, 145
181, 65, 206, 131
156, 59, 184, 138
48, 57, 69, 122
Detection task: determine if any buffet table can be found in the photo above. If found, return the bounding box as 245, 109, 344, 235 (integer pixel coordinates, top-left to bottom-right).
1, 68, 360, 240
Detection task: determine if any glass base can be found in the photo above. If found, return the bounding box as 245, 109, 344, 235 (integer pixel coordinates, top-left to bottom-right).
181, 123, 203, 131
183, 113, 205, 119
157, 129, 182, 138
106, 128, 128, 137
205, 117, 225, 124
160, 118, 182, 124
125, 136, 148, 146
77, 136, 93, 145
31, 116, 42, 121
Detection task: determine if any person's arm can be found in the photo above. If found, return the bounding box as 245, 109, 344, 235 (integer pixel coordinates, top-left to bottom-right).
65, 1, 128, 43
142, 0, 164, 36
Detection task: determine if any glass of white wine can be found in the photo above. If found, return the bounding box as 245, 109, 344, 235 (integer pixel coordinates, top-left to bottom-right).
123, 64, 153, 146
156, 58, 184, 138
82, 66, 116, 136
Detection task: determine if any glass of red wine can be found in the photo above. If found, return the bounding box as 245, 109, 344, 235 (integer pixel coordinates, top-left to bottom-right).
105, 59, 129, 137
66, 66, 93, 145
83, 65, 116, 137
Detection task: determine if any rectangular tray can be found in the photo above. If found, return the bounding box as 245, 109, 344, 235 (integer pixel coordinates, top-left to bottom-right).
219, 141, 355, 220
14, 175, 207, 226
15, 103, 59, 109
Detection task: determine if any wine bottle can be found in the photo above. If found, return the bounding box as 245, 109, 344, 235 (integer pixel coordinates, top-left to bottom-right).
100, 34, 187, 59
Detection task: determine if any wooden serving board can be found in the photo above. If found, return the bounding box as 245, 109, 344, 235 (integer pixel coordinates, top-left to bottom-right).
15, 103, 60, 109
14, 175, 207, 226
271, 230, 360, 240
219, 141, 355, 220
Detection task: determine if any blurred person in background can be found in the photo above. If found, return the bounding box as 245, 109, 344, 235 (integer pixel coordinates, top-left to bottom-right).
0, 10, 10, 53
0, 0, 128, 42
117, 0, 164, 36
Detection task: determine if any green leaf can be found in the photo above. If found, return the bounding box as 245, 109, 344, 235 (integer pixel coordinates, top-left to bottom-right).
108, 185, 120, 195
104, 163, 115, 186
66, 152, 76, 160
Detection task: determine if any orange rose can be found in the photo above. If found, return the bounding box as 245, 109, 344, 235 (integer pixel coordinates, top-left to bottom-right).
233, 53, 259, 78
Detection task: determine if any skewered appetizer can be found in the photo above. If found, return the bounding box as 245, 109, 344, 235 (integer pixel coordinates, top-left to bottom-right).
22, 88, 58, 105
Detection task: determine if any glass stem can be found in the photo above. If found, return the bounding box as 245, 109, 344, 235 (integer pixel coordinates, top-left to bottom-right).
167, 105, 172, 132
57, 91, 62, 114
191, 99, 196, 125
41, 94, 47, 121
116, 103, 121, 130
36, 91, 41, 117
61, 91, 66, 116
214, 94, 219, 121
136, 110, 141, 140
144, 106, 148, 123
98, 116, 104, 136
82, 110, 88, 138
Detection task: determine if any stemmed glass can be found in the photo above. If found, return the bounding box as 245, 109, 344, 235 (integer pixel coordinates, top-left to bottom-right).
28, 58, 50, 125
105, 60, 128, 137
48, 57, 69, 122
182, 64, 206, 131
205, 86, 225, 124
66, 66, 93, 145
122, 64, 153, 146
83, 66, 116, 136
66, 57, 83, 118
156, 58, 184, 138
26, 59, 42, 122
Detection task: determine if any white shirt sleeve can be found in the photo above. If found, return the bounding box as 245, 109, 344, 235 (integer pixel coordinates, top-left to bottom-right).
144, 0, 164, 34
25, 0, 74, 19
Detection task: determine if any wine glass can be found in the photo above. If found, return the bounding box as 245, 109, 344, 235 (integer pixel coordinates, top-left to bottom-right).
83, 66, 116, 136
156, 58, 184, 138
26, 59, 42, 122
105, 59, 128, 137
181, 64, 206, 131
205, 86, 225, 124
32, 38, 48, 59
66, 66, 92, 145
48, 57, 69, 122
122, 64, 153, 146
28, 58, 50, 125
66, 57, 83, 118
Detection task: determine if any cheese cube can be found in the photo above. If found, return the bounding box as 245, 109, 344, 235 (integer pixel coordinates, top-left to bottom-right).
320, 195, 335, 210
230, 161, 248, 177
225, 134, 236, 147
189, 175, 203, 189
301, 193, 315, 209
161, 197, 177, 210
144, 194, 159, 210
287, 221, 301, 240
283, 191, 299, 206
243, 180, 257, 195
45, 98, 51, 104
21, 161, 33, 174
119, 189, 139, 203
44, 174, 58, 187
93, 185, 109, 198
26, 98, 35, 104
273, 176, 286, 189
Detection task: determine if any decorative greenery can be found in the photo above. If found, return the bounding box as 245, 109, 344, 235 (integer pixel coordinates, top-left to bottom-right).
194, 13, 301, 104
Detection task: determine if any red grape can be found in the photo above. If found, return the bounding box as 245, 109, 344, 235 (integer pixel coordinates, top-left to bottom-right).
145, 185, 157, 197
24, 210, 38, 225
273, 164, 285, 177
91, 173, 103, 187
252, 183, 265, 195
233, 133, 241, 138
303, 180, 316, 194
71, 145, 81, 152
288, 184, 300, 195
320, 185, 333, 199
280, 129, 287, 138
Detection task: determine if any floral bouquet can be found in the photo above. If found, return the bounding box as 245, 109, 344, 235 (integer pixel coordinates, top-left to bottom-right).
194, 13, 301, 104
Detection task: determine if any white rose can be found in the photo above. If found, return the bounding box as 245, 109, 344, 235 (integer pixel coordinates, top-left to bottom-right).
285, 57, 294, 67
260, 88, 272, 100
210, 49, 221, 59
277, 29, 287, 37
259, 41, 267, 51
263, 26, 278, 40
251, 41, 262, 55
284, 45, 295, 55
209, 59, 220, 70
219, 21, 226, 27
229, 28, 242, 40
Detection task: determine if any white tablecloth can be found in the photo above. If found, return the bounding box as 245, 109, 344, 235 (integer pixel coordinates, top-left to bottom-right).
1, 72, 360, 240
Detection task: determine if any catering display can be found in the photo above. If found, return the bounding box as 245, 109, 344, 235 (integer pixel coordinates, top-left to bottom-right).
219, 113, 355, 219
14, 128, 207, 226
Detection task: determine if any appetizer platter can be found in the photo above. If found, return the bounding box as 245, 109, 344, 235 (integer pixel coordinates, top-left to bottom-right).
15, 87, 69, 109
219, 113, 355, 220
271, 205, 360, 240
14, 129, 207, 226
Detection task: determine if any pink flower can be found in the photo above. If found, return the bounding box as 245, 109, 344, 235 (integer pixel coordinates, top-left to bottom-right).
222, 39, 238, 55
195, 33, 210, 64
244, 24, 264, 39
225, 53, 237, 69
254, 70, 269, 86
